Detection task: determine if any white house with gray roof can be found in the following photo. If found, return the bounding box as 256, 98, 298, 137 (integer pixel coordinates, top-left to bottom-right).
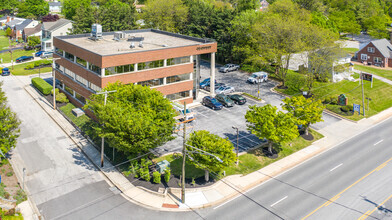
41, 19, 73, 52
357, 39, 392, 68
49, 1, 62, 13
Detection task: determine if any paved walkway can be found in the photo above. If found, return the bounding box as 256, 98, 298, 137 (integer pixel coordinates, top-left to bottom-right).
21, 79, 392, 212
353, 67, 392, 85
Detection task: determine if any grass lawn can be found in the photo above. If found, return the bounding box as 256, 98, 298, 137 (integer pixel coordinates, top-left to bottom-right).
0, 31, 18, 50
342, 48, 359, 54
8, 62, 52, 76
277, 71, 392, 120
225, 129, 323, 176
154, 154, 205, 179
354, 64, 392, 81
59, 103, 91, 127
0, 49, 35, 64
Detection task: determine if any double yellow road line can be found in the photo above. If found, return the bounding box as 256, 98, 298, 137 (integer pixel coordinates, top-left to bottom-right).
302, 156, 392, 220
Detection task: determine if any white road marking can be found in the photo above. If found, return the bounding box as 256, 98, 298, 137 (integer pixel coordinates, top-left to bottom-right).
330, 163, 343, 172
196, 112, 208, 118
270, 196, 288, 207
374, 139, 383, 146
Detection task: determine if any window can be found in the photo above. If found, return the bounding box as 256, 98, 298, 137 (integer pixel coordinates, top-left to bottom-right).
89, 82, 101, 92
166, 91, 190, 101
64, 84, 74, 95
89, 64, 101, 75
64, 52, 74, 61
76, 57, 87, 68
75, 92, 86, 104
167, 56, 190, 66
374, 57, 383, 63
138, 78, 164, 87
55, 47, 63, 56
367, 47, 375, 53
105, 64, 135, 75
64, 68, 75, 79
46, 42, 52, 48
75, 75, 88, 87
138, 60, 164, 71
361, 54, 368, 60
166, 73, 191, 84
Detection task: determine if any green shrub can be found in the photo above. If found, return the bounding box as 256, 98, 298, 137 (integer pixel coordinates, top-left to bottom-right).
139, 167, 150, 181
323, 98, 331, 104
14, 189, 27, 205
153, 171, 161, 184
51, 88, 59, 95
341, 106, 349, 112
164, 168, 171, 183
31, 77, 52, 95
25, 63, 34, 70
331, 97, 338, 105
56, 93, 69, 103
6, 172, 12, 177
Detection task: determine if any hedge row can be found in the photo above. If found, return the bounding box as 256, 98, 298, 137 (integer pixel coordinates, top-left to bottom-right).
31, 77, 52, 95
25, 60, 52, 70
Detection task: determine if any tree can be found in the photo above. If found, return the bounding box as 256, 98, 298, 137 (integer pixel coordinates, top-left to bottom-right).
329, 10, 361, 36
99, 0, 137, 32
0, 82, 20, 158
186, 130, 236, 181
143, 0, 189, 32
72, 6, 97, 34
282, 96, 324, 137
41, 14, 60, 22
0, 0, 19, 13
27, 36, 40, 48
85, 82, 176, 155
5, 28, 12, 37
245, 104, 298, 155
63, 0, 91, 20
18, 0, 49, 18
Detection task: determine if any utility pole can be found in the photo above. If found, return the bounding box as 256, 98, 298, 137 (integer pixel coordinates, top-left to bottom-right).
361, 73, 365, 116
181, 102, 187, 204
52, 58, 61, 109
96, 90, 117, 167
232, 126, 239, 165
257, 76, 261, 99
9, 38, 13, 70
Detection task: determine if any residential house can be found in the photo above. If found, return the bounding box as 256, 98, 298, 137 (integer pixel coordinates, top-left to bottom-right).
5, 17, 25, 30
41, 19, 73, 52
23, 23, 42, 42
49, 1, 62, 13
356, 39, 392, 68
13, 19, 39, 40
0, 16, 8, 27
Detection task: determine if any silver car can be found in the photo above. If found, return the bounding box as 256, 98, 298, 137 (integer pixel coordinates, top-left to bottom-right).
215, 85, 235, 94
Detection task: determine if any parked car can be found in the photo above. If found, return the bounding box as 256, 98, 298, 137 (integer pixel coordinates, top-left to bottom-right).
215, 94, 234, 107
172, 104, 195, 122
16, 56, 34, 63
35, 51, 43, 57
40, 51, 53, 58
202, 96, 223, 110
205, 83, 225, 92
200, 78, 217, 89
1, 67, 10, 76
228, 94, 247, 105
247, 71, 268, 84
216, 85, 235, 94
219, 64, 240, 73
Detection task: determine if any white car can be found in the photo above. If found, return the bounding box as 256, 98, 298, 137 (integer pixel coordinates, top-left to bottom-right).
247, 71, 268, 84
216, 85, 235, 94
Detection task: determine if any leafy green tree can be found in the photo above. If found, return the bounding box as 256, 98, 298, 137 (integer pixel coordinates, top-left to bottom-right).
63, 0, 91, 19
282, 96, 324, 136
27, 36, 40, 48
143, 0, 189, 32
245, 104, 298, 155
230, 0, 259, 12
85, 82, 176, 155
18, 0, 49, 18
5, 28, 12, 37
99, 0, 137, 32
329, 10, 361, 36
0, 0, 19, 13
72, 6, 97, 34
186, 130, 236, 181
0, 82, 20, 158
293, 0, 325, 12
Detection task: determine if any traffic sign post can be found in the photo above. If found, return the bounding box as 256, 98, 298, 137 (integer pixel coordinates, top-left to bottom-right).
353, 104, 360, 115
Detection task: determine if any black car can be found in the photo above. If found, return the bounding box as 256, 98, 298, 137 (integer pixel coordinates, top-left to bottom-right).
1, 67, 10, 76
228, 94, 247, 105
205, 83, 225, 92
16, 56, 34, 63
202, 96, 223, 110
215, 94, 234, 107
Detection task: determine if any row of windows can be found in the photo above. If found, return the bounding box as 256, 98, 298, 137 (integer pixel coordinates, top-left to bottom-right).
105, 64, 135, 76
57, 64, 102, 92
138, 73, 191, 88
62, 83, 87, 104
166, 91, 190, 101
360, 54, 383, 63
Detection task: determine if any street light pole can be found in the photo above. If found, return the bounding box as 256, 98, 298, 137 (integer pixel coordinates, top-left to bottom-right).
181, 102, 187, 204
232, 126, 239, 165
22, 168, 26, 190
52, 58, 61, 110
96, 90, 117, 167
257, 76, 261, 99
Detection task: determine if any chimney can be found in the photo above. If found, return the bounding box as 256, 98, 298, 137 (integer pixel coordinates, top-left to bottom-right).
6, 16, 10, 23
11, 17, 14, 21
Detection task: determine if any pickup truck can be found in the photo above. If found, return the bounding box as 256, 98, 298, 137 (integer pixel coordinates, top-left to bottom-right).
219, 64, 240, 73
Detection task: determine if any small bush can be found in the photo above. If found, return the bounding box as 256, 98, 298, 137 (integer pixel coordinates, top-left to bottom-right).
4, 192, 10, 199
14, 189, 27, 205
153, 171, 161, 184
6, 172, 13, 177
331, 97, 338, 105
341, 106, 349, 112
323, 98, 331, 104
164, 168, 171, 183
25, 63, 34, 70
347, 105, 353, 111
31, 77, 52, 95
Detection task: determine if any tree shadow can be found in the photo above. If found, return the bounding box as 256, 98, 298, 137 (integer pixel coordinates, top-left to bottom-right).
68, 145, 98, 171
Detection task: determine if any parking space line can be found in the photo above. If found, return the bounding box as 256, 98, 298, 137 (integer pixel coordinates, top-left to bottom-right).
242, 136, 261, 145
270, 196, 288, 207
196, 112, 209, 118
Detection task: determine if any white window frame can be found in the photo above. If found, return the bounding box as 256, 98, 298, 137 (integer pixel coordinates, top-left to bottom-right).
374, 57, 382, 63
367, 47, 375, 53
361, 54, 368, 60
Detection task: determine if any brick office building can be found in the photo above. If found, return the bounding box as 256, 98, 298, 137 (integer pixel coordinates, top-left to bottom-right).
53, 28, 217, 110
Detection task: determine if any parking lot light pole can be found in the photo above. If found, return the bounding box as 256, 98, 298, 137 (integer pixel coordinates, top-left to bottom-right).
232, 126, 239, 165
52, 58, 61, 110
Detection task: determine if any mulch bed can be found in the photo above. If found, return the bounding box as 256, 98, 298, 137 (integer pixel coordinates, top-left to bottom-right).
43, 94, 67, 109
300, 132, 314, 141
261, 147, 278, 159
125, 172, 216, 192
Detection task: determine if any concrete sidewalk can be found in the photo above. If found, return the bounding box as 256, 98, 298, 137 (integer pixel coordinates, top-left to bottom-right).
23, 81, 392, 211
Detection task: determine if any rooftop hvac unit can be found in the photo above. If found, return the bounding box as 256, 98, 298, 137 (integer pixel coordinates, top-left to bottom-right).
139, 41, 143, 48
91, 24, 102, 40
114, 31, 126, 41
130, 42, 135, 48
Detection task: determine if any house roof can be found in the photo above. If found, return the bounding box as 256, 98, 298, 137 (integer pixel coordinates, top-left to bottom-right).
369, 39, 392, 58
0, 15, 7, 21
24, 23, 42, 36
49, 2, 61, 7
43, 19, 71, 32
15, 19, 33, 30
6, 18, 25, 27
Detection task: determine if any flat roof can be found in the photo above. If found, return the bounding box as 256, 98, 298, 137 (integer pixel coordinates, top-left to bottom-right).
55, 29, 215, 56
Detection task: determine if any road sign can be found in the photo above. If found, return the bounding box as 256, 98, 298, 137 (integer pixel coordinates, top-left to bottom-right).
353, 104, 360, 114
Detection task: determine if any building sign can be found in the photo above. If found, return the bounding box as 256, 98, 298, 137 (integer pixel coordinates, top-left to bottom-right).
338, 94, 348, 106
353, 104, 360, 114
361, 73, 373, 81
196, 46, 212, 51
